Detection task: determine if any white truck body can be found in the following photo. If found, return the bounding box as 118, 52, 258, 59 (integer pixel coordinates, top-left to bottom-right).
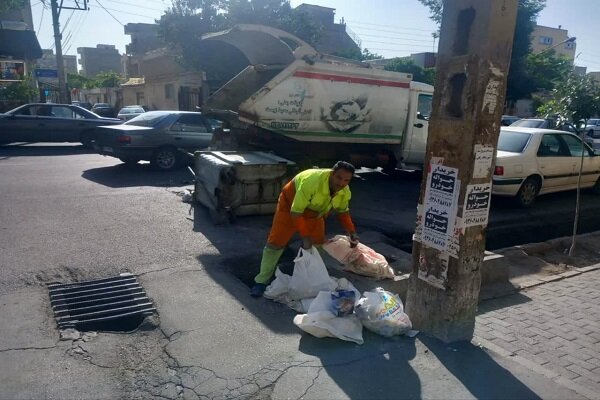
200, 25, 434, 169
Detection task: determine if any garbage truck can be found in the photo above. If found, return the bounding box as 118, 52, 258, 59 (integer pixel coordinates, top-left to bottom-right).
198, 24, 434, 172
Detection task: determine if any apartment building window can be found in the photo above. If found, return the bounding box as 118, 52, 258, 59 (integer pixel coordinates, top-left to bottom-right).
538, 36, 553, 45
165, 83, 175, 99
565, 41, 575, 49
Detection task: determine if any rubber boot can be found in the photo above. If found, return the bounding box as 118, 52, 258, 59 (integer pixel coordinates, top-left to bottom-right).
254, 247, 284, 284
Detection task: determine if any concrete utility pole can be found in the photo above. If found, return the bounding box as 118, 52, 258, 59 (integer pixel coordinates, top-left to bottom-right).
405, 0, 518, 342
50, 0, 67, 103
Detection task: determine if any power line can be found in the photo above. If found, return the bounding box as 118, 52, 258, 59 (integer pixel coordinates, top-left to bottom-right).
94, 0, 125, 25
348, 24, 436, 37
60, 9, 76, 35
346, 19, 436, 33
354, 32, 435, 44
95, 2, 157, 20
36, 3, 45, 35
103, 0, 166, 13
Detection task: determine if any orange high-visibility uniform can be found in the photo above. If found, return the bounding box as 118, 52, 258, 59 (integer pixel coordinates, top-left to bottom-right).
266, 169, 355, 248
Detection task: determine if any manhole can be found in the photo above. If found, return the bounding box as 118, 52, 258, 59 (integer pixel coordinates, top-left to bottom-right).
48, 273, 157, 332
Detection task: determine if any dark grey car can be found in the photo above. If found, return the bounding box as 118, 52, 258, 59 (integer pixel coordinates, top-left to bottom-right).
0, 103, 122, 146
93, 111, 216, 170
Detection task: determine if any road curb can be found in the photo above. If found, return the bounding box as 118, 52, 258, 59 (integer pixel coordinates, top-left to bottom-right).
473, 336, 598, 400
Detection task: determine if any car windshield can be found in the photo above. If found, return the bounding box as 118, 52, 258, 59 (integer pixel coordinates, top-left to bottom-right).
510, 119, 545, 128
124, 111, 171, 127
119, 107, 144, 114
498, 131, 531, 153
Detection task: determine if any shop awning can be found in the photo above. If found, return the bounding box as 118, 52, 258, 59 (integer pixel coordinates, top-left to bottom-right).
0, 29, 43, 60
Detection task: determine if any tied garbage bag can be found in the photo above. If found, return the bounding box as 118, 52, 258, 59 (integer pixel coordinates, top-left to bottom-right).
323, 235, 395, 279
355, 288, 412, 337
289, 247, 337, 300
293, 291, 364, 344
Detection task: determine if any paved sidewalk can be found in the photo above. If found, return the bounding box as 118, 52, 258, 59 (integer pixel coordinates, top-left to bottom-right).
474, 269, 600, 399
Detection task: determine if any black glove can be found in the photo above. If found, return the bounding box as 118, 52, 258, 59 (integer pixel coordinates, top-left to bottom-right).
349, 232, 359, 248
302, 236, 313, 250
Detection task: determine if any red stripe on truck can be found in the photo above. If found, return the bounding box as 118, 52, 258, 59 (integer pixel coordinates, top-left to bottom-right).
293, 71, 411, 88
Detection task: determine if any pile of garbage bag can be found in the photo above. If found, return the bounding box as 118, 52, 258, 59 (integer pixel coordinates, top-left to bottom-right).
264, 245, 414, 344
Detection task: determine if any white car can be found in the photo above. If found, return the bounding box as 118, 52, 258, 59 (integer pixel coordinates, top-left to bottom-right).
117, 106, 146, 121
584, 118, 600, 138
493, 127, 600, 207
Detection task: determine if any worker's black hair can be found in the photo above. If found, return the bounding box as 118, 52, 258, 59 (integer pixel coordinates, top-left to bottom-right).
332, 161, 355, 175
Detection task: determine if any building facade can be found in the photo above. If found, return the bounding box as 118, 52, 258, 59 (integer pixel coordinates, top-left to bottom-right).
294, 4, 360, 56
531, 25, 576, 61
77, 44, 122, 77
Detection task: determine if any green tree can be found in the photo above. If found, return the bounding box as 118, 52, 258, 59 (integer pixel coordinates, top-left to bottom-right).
537, 73, 600, 124
332, 48, 383, 61
384, 57, 436, 85
67, 73, 93, 90
0, 0, 25, 13
89, 72, 123, 88
0, 78, 37, 103
417, 0, 546, 102
526, 50, 572, 93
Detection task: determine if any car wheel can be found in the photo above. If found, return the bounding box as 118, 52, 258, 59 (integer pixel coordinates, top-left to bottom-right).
592, 178, 600, 195
80, 130, 94, 148
152, 147, 179, 170
516, 177, 541, 207
119, 157, 139, 166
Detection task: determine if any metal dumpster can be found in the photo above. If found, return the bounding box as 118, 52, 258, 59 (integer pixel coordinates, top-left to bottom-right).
193, 151, 296, 224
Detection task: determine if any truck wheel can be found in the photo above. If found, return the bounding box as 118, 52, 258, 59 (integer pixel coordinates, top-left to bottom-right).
152, 147, 179, 170
516, 177, 540, 207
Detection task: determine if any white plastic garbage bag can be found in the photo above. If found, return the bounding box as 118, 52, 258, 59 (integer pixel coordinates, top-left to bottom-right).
293, 291, 364, 344
289, 248, 337, 300
355, 288, 412, 337
323, 235, 395, 279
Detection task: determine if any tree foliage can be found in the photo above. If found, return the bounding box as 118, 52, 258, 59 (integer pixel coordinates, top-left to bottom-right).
331, 48, 383, 61
384, 57, 436, 85
537, 73, 600, 125
67, 72, 122, 89
417, 0, 547, 102
0, 0, 25, 14
0, 78, 37, 102
526, 50, 572, 92
157, 0, 324, 69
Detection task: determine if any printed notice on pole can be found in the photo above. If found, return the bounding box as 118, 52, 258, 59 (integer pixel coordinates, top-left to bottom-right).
421, 164, 460, 251
473, 145, 494, 179
462, 183, 492, 227
418, 251, 449, 290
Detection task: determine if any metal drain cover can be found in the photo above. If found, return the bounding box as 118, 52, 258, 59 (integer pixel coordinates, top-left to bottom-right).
48, 273, 156, 330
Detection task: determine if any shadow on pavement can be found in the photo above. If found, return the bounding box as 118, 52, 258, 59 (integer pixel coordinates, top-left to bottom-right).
298, 333, 421, 399
477, 292, 532, 314
418, 335, 542, 400
0, 143, 94, 158
82, 164, 194, 188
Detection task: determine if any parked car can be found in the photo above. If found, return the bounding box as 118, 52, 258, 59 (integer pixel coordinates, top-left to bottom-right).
492, 127, 600, 207
583, 118, 600, 138
117, 106, 146, 121
71, 101, 93, 110
91, 103, 116, 118
501, 115, 520, 126
0, 103, 122, 146
509, 118, 579, 133
93, 111, 216, 170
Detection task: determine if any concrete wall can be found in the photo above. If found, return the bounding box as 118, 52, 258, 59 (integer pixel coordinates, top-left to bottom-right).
531, 25, 576, 61
77, 45, 122, 77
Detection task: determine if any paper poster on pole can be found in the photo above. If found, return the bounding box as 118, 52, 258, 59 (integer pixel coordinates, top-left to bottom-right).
462, 183, 492, 227
473, 145, 495, 179
421, 164, 460, 251
418, 250, 449, 290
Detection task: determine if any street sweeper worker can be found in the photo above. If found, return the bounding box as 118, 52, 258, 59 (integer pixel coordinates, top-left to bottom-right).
251, 161, 359, 297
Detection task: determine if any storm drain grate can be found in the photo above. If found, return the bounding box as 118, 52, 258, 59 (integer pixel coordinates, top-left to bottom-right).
48, 273, 156, 331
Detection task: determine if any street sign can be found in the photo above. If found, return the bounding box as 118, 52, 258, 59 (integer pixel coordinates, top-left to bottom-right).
35, 69, 58, 78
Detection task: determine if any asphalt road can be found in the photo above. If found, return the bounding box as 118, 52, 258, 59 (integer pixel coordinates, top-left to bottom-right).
1, 143, 600, 295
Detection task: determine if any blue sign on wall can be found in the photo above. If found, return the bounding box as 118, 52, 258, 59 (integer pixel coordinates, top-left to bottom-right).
35, 69, 58, 78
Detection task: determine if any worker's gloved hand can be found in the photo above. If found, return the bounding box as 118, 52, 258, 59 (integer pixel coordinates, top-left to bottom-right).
349, 233, 359, 248
301, 237, 313, 250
